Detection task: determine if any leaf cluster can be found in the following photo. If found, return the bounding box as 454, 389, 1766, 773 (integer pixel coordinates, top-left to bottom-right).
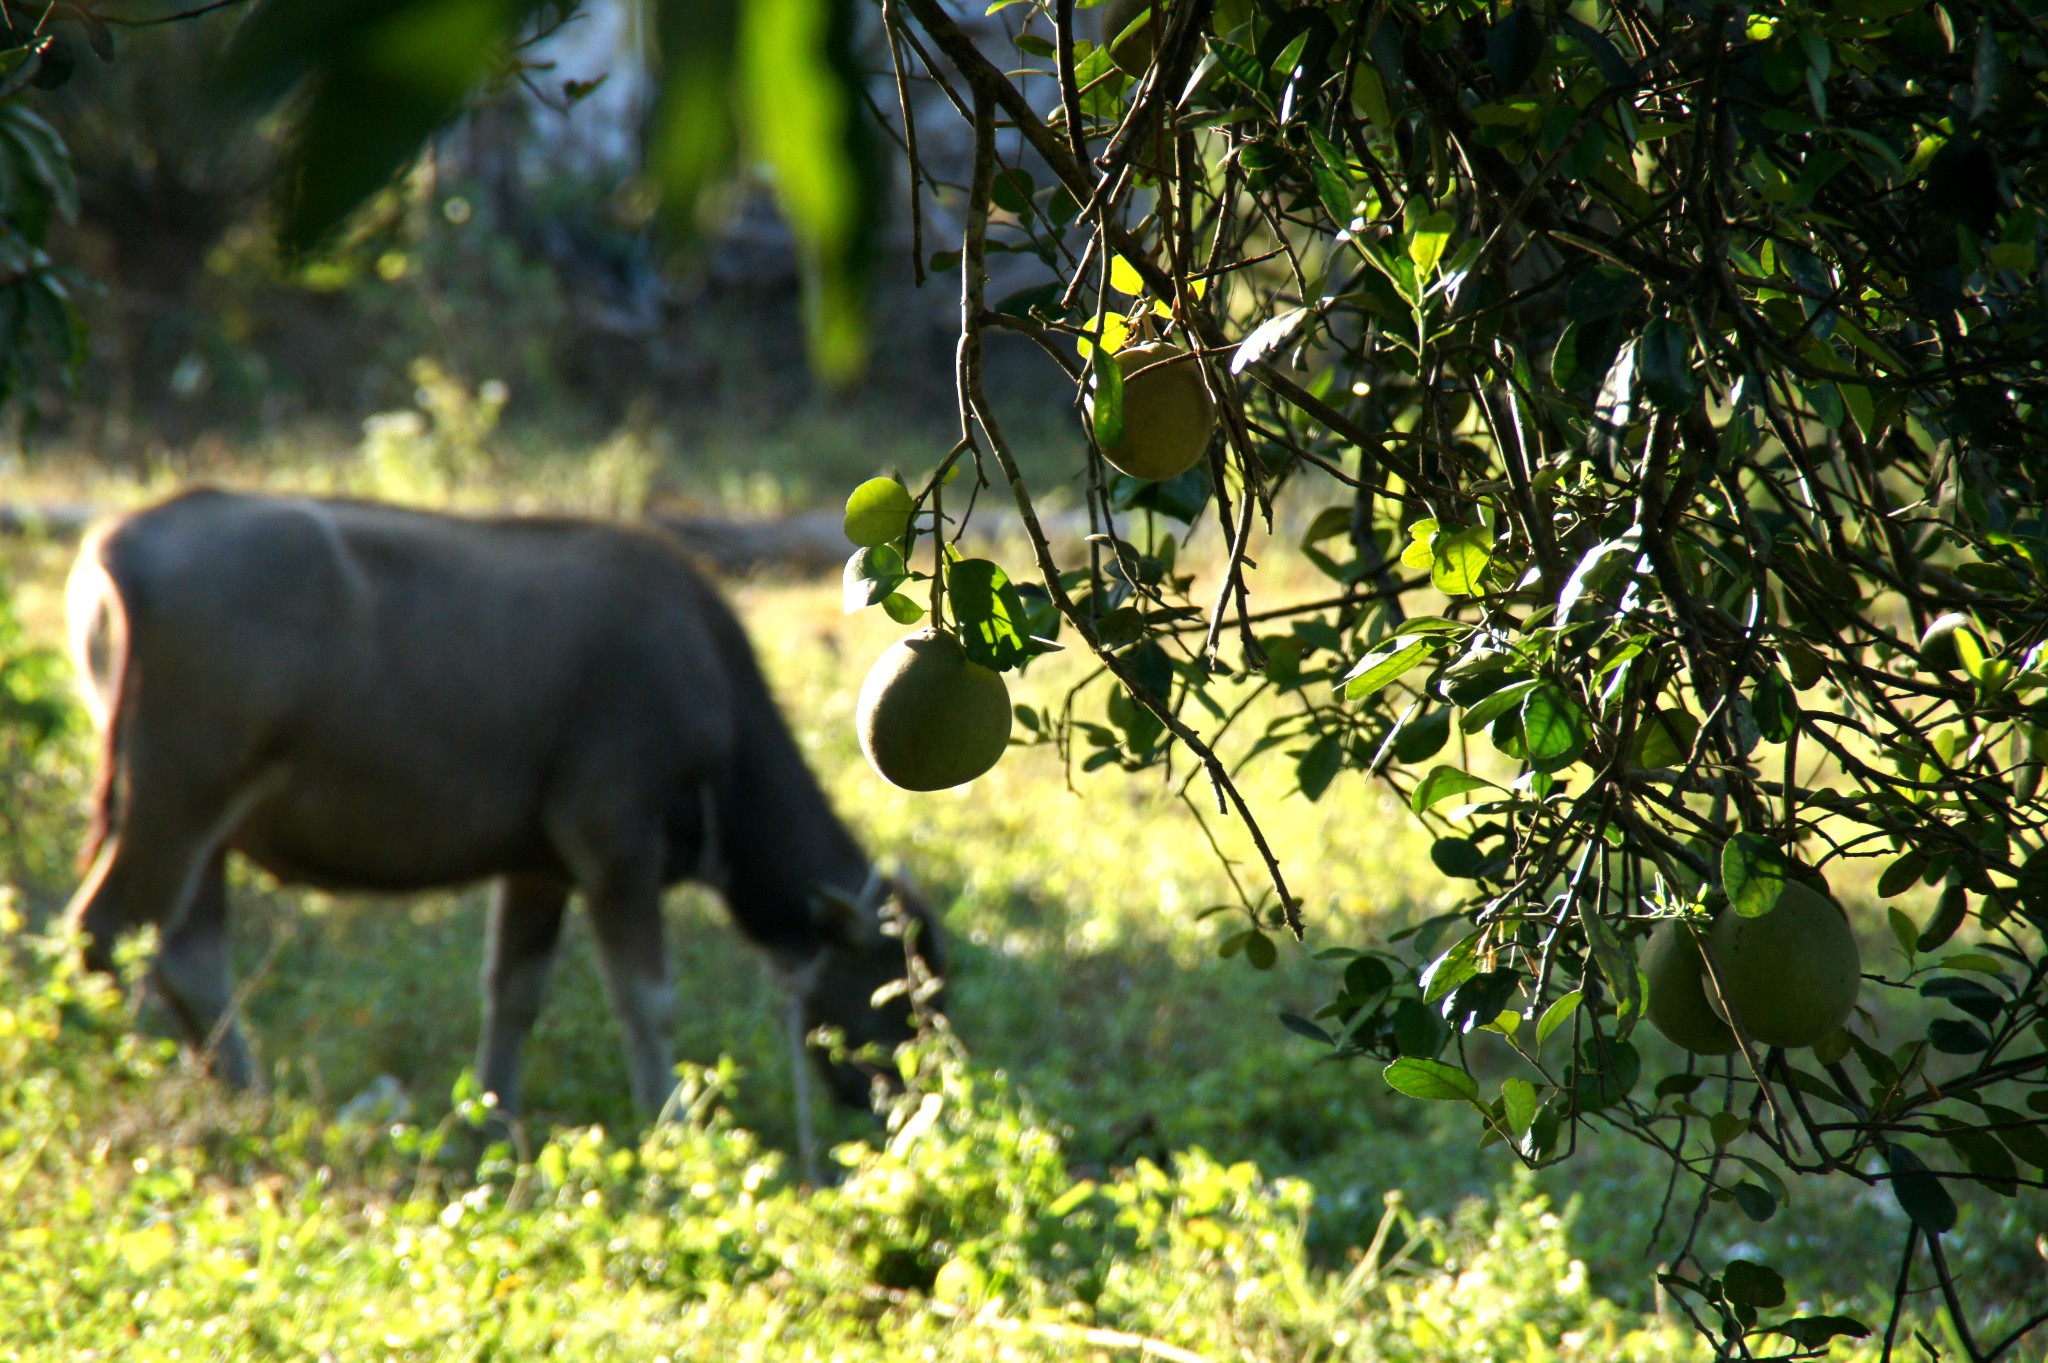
858, 0, 2048, 1353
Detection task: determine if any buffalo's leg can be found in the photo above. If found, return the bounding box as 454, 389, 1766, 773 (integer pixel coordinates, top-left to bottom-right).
63, 781, 228, 977
153, 849, 257, 1088
476, 872, 571, 1114
582, 868, 677, 1115
547, 764, 679, 1115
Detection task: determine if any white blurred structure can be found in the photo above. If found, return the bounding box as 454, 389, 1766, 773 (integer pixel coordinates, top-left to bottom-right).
519, 0, 652, 176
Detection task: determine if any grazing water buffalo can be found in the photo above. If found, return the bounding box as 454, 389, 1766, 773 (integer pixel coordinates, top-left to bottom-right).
62, 488, 941, 1115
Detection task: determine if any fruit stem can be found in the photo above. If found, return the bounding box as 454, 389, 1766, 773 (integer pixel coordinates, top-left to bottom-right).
929, 474, 945, 630
950, 79, 1301, 937
1687, 919, 1804, 1156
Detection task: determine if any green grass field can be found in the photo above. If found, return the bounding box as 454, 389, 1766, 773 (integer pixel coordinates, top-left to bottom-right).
0, 438, 2041, 1362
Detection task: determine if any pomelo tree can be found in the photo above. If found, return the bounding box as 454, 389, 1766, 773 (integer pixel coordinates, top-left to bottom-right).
840, 6, 2048, 1351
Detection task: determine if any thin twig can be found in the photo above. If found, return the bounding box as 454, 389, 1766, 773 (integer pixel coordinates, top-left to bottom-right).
953, 84, 1299, 935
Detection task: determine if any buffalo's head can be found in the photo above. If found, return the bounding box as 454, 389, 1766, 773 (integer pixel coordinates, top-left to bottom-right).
796, 874, 946, 1108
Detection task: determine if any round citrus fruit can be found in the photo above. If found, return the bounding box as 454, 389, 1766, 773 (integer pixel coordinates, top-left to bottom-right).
857, 629, 1012, 791
1101, 0, 1162, 76
1706, 878, 1861, 1048
1094, 342, 1216, 482
1643, 920, 1739, 1055
1917, 611, 1975, 673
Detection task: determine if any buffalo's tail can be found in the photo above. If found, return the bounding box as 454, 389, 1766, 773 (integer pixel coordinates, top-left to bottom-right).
67, 530, 132, 873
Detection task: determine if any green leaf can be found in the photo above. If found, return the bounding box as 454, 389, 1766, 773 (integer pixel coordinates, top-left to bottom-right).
1408, 210, 1455, 277
1393, 707, 1452, 762
1340, 639, 1436, 699
1876, 850, 1927, 899
1243, 931, 1277, 970
645, 0, 740, 225
1500, 1077, 1540, 1137
1936, 1116, 2017, 1191
1521, 684, 1589, 771
1536, 990, 1581, 1047
1351, 63, 1391, 129
843, 544, 909, 613
880, 592, 925, 625
1487, 7, 1545, 91
1976, 1103, 2048, 1170
990, 167, 1035, 214
1634, 708, 1699, 768
1578, 899, 1641, 1028
1411, 765, 1492, 814
1722, 833, 1790, 918
0, 108, 77, 228
1884, 1142, 1958, 1234
225, 0, 533, 256
1887, 907, 1919, 960
1232, 306, 1310, 375
1722, 1260, 1786, 1310
1732, 1182, 1777, 1222
1921, 975, 2001, 1021
736, 0, 882, 379
1556, 11, 1636, 86
1091, 346, 1126, 450
1384, 1057, 1479, 1101
949, 558, 1031, 672
1430, 526, 1493, 596
1953, 624, 1989, 680
1758, 1317, 1873, 1351
1566, 266, 1644, 322
1431, 837, 1487, 879
1279, 1012, 1333, 1045
1296, 734, 1343, 801
1551, 319, 1624, 391
1750, 666, 1796, 743
1570, 1036, 1640, 1110
1460, 679, 1540, 733
1308, 129, 1354, 223
1638, 316, 1698, 411
1419, 933, 1482, 1003
843, 476, 914, 547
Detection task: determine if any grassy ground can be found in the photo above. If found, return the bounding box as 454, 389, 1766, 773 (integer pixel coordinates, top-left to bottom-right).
0, 433, 2042, 1361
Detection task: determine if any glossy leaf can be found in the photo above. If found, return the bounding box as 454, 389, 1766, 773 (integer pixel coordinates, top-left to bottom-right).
1487, 7, 1544, 91
1500, 1077, 1540, 1138
949, 558, 1031, 673
1430, 526, 1493, 596
843, 544, 909, 612
1341, 639, 1436, 699
1410, 764, 1492, 814
1721, 1260, 1785, 1310
1883, 1143, 1958, 1234
1758, 1318, 1872, 1351
1638, 316, 1698, 411
1722, 834, 1790, 919
843, 476, 914, 547
1384, 1056, 1479, 1101
1408, 210, 1455, 277
1521, 684, 1588, 771
1091, 346, 1125, 450
1535, 990, 1581, 1047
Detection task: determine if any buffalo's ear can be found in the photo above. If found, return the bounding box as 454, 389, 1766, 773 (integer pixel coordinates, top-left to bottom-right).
810, 883, 872, 947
